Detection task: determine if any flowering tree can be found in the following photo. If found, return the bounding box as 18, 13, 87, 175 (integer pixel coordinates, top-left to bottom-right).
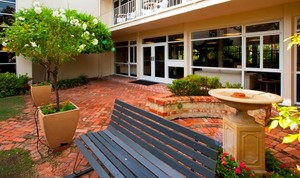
1, 2, 114, 109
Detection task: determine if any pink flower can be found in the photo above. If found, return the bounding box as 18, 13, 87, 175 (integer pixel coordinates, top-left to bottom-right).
235, 167, 241, 174
239, 162, 246, 169
222, 161, 226, 166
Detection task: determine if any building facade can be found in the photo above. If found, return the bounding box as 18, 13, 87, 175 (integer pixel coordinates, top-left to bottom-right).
5, 0, 300, 105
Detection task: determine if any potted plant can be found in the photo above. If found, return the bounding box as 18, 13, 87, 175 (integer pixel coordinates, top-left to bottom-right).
30, 82, 52, 106
1, 2, 114, 149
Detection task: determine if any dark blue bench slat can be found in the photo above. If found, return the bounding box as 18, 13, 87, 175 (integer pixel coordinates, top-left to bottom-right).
80, 134, 125, 178
74, 139, 110, 178
106, 126, 184, 178
86, 133, 136, 177
110, 116, 203, 178
115, 99, 220, 149
95, 131, 157, 178
113, 104, 218, 171
102, 129, 171, 178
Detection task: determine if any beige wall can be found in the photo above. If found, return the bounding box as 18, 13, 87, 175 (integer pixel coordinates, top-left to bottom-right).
111, 2, 300, 105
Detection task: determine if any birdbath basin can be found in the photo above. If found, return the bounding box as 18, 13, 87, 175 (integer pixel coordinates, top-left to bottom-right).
209, 88, 283, 123
209, 88, 283, 175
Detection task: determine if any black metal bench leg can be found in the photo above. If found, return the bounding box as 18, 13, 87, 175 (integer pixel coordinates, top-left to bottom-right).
65, 150, 94, 178
65, 167, 94, 178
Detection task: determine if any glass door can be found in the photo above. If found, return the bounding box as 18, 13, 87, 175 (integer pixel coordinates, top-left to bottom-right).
142, 44, 166, 81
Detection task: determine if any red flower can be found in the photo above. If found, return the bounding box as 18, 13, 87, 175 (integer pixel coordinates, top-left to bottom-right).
239, 162, 246, 169
235, 167, 241, 175
246, 167, 251, 171
222, 161, 226, 166
280, 163, 286, 169
222, 152, 228, 157
230, 156, 235, 161
269, 171, 273, 175
250, 174, 254, 177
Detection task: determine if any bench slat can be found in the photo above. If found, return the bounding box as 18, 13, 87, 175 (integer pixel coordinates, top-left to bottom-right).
114, 104, 218, 171
94, 131, 157, 178
105, 127, 184, 178
110, 116, 207, 178
107, 126, 185, 178
74, 139, 110, 178
86, 133, 136, 177
115, 99, 220, 149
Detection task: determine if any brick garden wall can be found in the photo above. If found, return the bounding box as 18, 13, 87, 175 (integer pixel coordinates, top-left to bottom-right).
147, 94, 271, 126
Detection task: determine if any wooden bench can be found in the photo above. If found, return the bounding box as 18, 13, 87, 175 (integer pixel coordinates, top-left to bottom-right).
66, 99, 220, 178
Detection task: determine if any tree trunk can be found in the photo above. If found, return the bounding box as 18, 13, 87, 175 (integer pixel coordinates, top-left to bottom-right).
52, 65, 60, 110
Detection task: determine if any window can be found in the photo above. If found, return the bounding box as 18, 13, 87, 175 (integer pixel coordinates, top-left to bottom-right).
168, 34, 184, 60
114, 41, 137, 77
191, 26, 242, 68
0, 0, 15, 73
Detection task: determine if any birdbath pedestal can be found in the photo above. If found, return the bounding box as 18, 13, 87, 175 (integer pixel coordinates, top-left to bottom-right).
209, 89, 283, 176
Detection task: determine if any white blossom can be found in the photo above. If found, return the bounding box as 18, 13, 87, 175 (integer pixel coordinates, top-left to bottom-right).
71, 35, 74, 38
81, 31, 90, 39
18, 17, 25, 21
70, 19, 80, 26
24, 44, 29, 47
82, 23, 87, 30
92, 33, 95, 36
53, 10, 59, 17
60, 15, 67, 22
92, 39, 98, 45
93, 19, 98, 24
59, 8, 65, 14
30, 42, 37, 47
33, 1, 40, 7
78, 44, 86, 52
34, 7, 42, 14
2, 42, 7, 47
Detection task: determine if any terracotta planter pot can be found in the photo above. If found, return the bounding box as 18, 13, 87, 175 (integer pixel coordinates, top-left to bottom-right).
38, 102, 80, 149
31, 85, 52, 106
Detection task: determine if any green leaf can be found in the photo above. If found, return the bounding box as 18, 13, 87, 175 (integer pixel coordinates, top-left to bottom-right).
282, 134, 298, 143
269, 120, 278, 132
279, 119, 289, 129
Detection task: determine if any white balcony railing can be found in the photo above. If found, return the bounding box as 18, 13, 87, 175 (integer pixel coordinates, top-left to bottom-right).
114, 0, 191, 24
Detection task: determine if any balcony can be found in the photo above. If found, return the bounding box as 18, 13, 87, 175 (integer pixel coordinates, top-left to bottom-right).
113, 0, 193, 24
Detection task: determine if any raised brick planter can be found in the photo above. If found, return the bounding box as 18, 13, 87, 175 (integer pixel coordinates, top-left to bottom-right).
147, 94, 271, 126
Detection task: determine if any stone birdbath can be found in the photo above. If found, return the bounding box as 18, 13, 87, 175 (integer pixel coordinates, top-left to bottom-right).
209, 88, 283, 176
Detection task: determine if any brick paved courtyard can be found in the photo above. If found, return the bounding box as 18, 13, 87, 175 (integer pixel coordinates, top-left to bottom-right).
0, 76, 299, 177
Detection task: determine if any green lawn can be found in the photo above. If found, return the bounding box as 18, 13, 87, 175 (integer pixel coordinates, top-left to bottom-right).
0, 95, 25, 121
0, 148, 35, 177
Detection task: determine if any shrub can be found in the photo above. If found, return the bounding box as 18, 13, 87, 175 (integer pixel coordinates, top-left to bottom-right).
265, 150, 299, 178
58, 75, 89, 89
167, 74, 222, 96
224, 82, 243, 89
0, 72, 30, 98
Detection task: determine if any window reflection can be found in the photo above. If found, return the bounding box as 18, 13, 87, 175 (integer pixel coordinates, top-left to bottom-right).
192, 37, 241, 68
246, 37, 260, 68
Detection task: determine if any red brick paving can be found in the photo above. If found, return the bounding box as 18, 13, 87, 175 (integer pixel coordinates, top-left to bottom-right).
0, 75, 299, 177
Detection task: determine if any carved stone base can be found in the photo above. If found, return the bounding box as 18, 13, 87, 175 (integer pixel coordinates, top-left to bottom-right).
223, 115, 266, 176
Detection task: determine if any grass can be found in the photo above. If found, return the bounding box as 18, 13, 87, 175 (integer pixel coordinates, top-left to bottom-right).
0, 148, 35, 177
0, 95, 25, 121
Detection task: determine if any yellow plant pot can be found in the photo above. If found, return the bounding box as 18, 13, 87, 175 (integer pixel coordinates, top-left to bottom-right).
38, 102, 80, 149
31, 85, 52, 106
